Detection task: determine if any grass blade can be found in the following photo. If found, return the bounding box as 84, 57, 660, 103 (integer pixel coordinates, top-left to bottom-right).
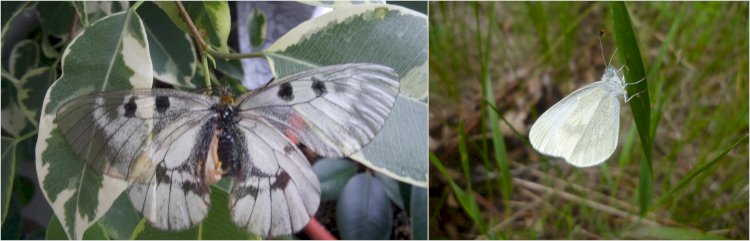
610, 1, 653, 215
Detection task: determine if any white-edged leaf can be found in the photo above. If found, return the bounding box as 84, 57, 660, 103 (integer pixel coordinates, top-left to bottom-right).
8, 39, 40, 77
300, 1, 386, 8
266, 4, 428, 187
35, 10, 152, 239
137, 2, 197, 88
1, 77, 27, 138
17, 67, 54, 127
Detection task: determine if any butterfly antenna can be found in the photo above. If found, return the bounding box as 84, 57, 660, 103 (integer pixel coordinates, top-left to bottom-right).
598, 28, 607, 67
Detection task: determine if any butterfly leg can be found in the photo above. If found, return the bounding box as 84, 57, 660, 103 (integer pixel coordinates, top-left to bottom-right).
626, 77, 646, 86
625, 89, 647, 102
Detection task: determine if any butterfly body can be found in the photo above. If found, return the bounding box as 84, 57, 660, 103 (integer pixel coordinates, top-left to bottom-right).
55, 63, 399, 237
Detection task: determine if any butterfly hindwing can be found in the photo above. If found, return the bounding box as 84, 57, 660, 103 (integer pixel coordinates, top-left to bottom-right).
229, 119, 320, 237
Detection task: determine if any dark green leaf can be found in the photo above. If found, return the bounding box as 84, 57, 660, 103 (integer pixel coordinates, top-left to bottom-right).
36, 1, 76, 36
1, 137, 14, 223
337, 173, 393, 240
410, 186, 427, 240
138, 2, 197, 88
2, 197, 22, 239
375, 172, 404, 209
313, 158, 357, 201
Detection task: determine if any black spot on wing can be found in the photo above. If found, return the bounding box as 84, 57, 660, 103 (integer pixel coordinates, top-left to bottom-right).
271, 171, 290, 190
283, 145, 296, 155
278, 82, 294, 102
123, 96, 137, 117
155, 164, 171, 184
311, 78, 327, 97
155, 96, 170, 113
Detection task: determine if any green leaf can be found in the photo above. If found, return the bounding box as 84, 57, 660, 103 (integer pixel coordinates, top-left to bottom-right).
46, 215, 68, 240
410, 186, 427, 240
36, 1, 76, 36
246, 7, 266, 48
375, 172, 405, 209
1, 2, 28, 28
35, 10, 152, 239
214, 56, 245, 83
611, 1, 653, 216
1, 137, 15, 223
312, 158, 357, 201
137, 2, 197, 88
131, 186, 258, 240
2, 197, 22, 240
337, 173, 393, 240
266, 4, 428, 186
8, 39, 40, 77
155, 2, 231, 52
97, 193, 140, 240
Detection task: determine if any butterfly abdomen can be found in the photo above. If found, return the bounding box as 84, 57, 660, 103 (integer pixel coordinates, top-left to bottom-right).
213, 103, 244, 177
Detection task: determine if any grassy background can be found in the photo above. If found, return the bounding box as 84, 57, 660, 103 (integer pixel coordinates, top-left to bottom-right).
428, 2, 748, 239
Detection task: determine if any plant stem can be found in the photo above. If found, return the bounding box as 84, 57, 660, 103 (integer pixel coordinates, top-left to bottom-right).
175, 1, 207, 54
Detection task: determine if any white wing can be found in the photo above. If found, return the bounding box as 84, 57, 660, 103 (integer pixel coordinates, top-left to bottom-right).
236, 63, 400, 157
228, 119, 320, 237
529, 82, 621, 167
229, 63, 399, 236
56, 89, 218, 230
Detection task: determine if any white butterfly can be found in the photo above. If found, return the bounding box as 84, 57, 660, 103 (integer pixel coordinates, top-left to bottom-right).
529, 47, 643, 167
55, 63, 399, 237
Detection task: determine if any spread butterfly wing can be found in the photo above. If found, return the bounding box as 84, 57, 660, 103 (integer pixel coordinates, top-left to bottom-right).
237, 63, 400, 157
529, 82, 621, 167
55, 89, 219, 230
229, 63, 399, 236
228, 119, 320, 237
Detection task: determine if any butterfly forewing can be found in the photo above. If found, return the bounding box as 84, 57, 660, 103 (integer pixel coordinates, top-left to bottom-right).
56, 89, 218, 230
237, 63, 400, 158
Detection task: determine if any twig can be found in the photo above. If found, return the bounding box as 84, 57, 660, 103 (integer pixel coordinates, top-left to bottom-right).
305, 217, 336, 240
513, 177, 662, 227
175, 1, 206, 53
68, 11, 78, 43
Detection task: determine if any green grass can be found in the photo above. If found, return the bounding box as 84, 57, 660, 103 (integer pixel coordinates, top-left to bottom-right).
429, 2, 748, 239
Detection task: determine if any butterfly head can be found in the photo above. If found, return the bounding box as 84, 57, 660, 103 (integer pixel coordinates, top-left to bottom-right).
219, 87, 236, 106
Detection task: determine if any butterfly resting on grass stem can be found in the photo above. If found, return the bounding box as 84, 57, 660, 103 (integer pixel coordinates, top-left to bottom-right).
55, 63, 399, 237
529, 46, 645, 168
